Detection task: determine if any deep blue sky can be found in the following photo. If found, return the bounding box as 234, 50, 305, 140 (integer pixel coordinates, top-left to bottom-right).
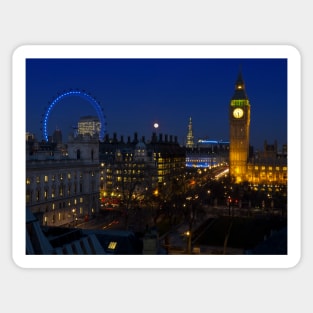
26, 58, 287, 150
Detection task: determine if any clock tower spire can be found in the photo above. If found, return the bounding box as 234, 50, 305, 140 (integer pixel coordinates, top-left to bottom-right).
229, 69, 251, 183
233, 69, 248, 99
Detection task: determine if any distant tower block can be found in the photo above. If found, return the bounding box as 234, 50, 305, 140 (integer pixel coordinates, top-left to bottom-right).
78, 115, 101, 137
186, 117, 195, 148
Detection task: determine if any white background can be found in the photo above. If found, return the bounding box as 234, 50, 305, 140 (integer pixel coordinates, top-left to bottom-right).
2, 1, 310, 312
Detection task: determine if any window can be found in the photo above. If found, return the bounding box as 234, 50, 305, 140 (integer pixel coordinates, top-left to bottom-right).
26, 190, 31, 204
59, 185, 64, 196
108, 242, 117, 250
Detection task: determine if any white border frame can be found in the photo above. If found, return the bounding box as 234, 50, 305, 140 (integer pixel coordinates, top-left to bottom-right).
12, 45, 301, 268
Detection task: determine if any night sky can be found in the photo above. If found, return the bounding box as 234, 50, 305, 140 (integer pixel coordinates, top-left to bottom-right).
26, 58, 287, 151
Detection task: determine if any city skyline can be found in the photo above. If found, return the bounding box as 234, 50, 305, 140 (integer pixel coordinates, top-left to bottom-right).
26, 58, 287, 150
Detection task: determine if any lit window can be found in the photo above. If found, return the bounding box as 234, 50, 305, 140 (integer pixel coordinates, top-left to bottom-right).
108, 242, 117, 250
44, 175, 48, 182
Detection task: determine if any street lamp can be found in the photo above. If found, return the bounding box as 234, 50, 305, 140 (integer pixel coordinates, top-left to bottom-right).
185, 230, 192, 254
72, 208, 76, 226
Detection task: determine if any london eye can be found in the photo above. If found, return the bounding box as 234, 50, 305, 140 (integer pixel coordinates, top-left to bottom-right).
40, 89, 106, 142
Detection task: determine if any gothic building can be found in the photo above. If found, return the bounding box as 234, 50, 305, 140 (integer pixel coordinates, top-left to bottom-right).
229, 71, 287, 185
229, 70, 251, 183
186, 117, 195, 148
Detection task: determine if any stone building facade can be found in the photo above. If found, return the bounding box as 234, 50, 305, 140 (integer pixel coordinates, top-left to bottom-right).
26, 134, 100, 227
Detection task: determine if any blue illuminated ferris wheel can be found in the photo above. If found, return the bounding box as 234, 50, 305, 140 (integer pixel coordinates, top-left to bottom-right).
41, 89, 106, 142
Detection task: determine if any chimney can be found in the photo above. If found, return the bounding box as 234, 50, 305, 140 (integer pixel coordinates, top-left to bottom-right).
159, 133, 163, 143
133, 132, 138, 143
113, 132, 117, 143
151, 132, 157, 143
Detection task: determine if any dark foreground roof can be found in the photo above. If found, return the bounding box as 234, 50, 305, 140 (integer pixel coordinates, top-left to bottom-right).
26, 207, 143, 255
246, 227, 287, 255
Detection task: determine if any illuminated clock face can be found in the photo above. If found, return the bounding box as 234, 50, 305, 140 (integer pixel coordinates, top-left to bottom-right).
233, 108, 244, 119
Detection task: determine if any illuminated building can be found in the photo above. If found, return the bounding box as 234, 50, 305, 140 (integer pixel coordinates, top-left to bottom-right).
186, 116, 195, 148
246, 141, 287, 185
99, 132, 185, 207
77, 115, 101, 137
228, 71, 287, 185
26, 133, 100, 226
229, 70, 251, 183
186, 139, 229, 168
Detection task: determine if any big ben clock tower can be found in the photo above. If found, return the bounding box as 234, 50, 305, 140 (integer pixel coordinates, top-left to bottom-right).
229, 70, 251, 183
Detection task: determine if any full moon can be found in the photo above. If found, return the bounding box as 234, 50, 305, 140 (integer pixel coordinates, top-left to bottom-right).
153, 123, 159, 129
